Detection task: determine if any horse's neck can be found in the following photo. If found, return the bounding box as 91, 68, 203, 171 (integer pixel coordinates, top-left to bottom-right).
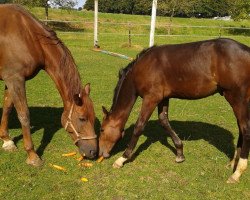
43, 45, 82, 108
111, 77, 137, 128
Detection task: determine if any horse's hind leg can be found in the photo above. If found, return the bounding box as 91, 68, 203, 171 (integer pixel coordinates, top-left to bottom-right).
4, 77, 43, 167
224, 92, 249, 183
226, 124, 242, 170
158, 99, 185, 163
0, 86, 17, 151
113, 96, 159, 168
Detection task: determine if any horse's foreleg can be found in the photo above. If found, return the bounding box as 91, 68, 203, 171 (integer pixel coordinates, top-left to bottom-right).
5, 77, 43, 167
113, 96, 159, 168
0, 86, 17, 151
158, 99, 185, 163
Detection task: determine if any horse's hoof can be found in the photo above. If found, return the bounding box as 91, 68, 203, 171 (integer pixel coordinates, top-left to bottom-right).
112, 162, 123, 169
226, 176, 239, 184
112, 157, 127, 168
2, 140, 17, 152
26, 156, 44, 167
175, 155, 185, 163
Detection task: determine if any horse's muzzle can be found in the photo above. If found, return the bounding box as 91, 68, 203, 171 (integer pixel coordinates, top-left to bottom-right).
99, 149, 110, 158
76, 139, 97, 159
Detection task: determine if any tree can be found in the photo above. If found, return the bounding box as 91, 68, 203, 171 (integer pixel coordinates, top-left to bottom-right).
133, 0, 151, 15
83, 0, 249, 20
192, 0, 230, 18
0, 0, 11, 3
226, 0, 250, 20
44, 0, 49, 21
10, 0, 44, 7
157, 0, 196, 18
49, 0, 78, 9
112, 0, 134, 14
84, 0, 139, 14
84, 0, 94, 10
156, 0, 230, 18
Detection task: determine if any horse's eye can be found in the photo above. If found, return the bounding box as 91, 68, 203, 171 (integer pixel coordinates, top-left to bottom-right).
79, 117, 87, 122
100, 129, 104, 132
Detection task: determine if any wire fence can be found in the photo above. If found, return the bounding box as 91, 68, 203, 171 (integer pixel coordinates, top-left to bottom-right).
41, 19, 250, 48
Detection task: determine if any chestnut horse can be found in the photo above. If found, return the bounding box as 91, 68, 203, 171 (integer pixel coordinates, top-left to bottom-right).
99, 38, 250, 183
0, 5, 97, 166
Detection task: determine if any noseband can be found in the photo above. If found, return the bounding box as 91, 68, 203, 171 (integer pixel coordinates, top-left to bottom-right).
64, 104, 97, 144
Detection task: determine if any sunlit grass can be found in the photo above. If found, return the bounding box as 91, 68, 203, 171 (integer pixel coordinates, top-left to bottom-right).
0, 7, 249, 200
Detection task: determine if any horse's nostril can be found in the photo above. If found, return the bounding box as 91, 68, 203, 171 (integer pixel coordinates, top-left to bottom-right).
90, 150, 97, 157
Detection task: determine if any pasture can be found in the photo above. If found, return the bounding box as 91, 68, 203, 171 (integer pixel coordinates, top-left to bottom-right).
0, 7, 250, 199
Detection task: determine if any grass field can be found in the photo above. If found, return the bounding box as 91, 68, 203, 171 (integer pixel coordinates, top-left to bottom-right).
0, 7, 250, 200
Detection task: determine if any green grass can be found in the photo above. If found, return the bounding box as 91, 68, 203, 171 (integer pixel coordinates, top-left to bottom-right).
30, 6, 250, 39
0, 7, 250, 200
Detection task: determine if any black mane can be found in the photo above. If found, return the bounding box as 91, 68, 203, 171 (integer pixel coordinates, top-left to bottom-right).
110, 46, 156, 111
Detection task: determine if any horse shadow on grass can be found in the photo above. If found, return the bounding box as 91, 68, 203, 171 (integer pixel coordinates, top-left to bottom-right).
111, 120, 236, 161
1, 107, 101, 157
2, 106, 236, 161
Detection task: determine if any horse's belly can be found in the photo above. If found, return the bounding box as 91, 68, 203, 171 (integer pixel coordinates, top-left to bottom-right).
170, 79, 218, 99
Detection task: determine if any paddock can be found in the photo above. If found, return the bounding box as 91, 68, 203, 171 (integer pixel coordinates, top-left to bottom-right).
0, 6, 249, 200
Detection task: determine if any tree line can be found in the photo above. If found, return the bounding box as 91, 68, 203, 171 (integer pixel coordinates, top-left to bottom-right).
0, 0, 78, 9
1, 0, 250, 21
84, 0, 250, 20
0, 0, 79, 19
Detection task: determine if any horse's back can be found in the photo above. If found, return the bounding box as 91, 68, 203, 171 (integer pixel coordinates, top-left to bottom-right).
0, 4, 44, 80
132, 39, 250, 99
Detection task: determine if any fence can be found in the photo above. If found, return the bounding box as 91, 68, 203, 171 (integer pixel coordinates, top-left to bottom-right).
41, 19, 250, 48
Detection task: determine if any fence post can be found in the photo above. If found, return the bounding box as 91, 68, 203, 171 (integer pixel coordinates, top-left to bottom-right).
219, 25, 222, 38
94, 0, 99, 48
128, 22, 131, 47
167, 23, 171, 35
149, 0, 157, 47
44, 1, 49, 25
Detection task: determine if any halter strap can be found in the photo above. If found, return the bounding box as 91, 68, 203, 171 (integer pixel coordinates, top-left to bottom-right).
64, 104, 97, 144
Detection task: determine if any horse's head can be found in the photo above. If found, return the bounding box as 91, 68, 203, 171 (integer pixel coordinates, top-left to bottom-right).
98, 106, 124, 158
62, 84, 97, 159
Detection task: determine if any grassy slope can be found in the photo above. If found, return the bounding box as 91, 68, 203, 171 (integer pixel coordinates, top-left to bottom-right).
0, 7, 250, 200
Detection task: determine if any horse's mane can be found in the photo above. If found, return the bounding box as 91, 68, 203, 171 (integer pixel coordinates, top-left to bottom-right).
14, 5, 82, 101
110, 46, 156, 111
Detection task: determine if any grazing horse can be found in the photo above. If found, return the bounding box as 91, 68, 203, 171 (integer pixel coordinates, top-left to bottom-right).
99, 38, 250, 183
0, 4, 97, 166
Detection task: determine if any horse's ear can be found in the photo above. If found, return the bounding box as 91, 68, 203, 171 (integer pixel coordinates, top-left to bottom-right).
73, 94, 83, 106
102, 106, 109, 118
84, 83, 91, 95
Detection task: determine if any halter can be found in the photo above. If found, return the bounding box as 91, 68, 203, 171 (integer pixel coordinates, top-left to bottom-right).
64, 104, 97, 144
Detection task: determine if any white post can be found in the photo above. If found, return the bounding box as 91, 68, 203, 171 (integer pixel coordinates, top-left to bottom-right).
94, 0, 99, 48
149, 0, 157, 47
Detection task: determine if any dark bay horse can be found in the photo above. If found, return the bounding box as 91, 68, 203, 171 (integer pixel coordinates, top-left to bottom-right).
99, 38, 250, 183
0, 4, 97, 166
